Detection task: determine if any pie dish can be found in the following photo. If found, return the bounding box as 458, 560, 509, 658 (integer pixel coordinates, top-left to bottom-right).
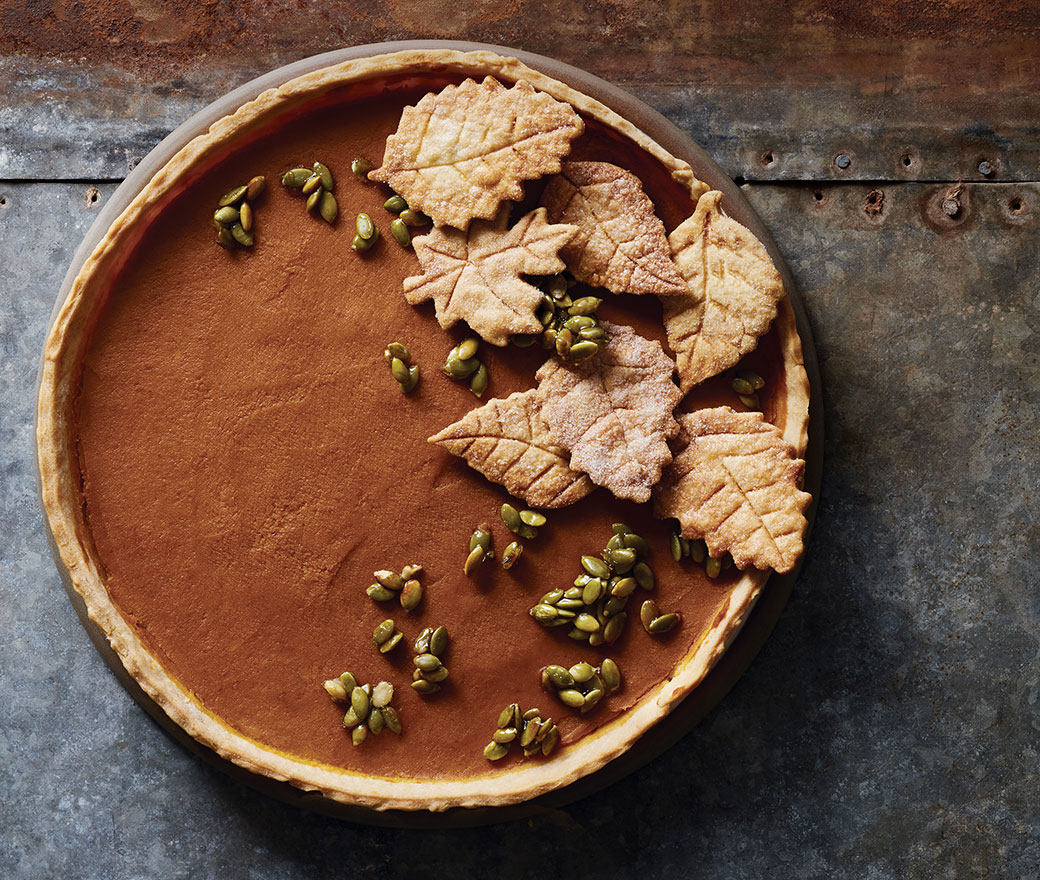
36, 47, 812, 812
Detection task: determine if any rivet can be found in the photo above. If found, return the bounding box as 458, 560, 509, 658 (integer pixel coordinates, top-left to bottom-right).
978, 160, 994, 177
835, 153, 851, 170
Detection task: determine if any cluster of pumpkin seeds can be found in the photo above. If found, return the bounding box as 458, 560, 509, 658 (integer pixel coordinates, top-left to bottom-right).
542, 658, 622, 714
213, 175, 266, 250
483, 703, 559, 761
372, 619, 404, 654
442, 336, 489, 397
669, 527, 733, 578
281, 162, 338, 224
731, 369, 766, 409
382, 193, 427, 246
384, 342, 420, 394
411, 626, 450, 695
464, 526, 495, 575
501, 503, 545, 540
366, 563, 424, 610
528, 522, 653, 646
521, 273, 609, 363
639, 599, 681, 635
323, 672, 402, 745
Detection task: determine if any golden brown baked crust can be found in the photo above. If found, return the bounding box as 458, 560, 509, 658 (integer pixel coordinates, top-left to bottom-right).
36, 48, 811, 811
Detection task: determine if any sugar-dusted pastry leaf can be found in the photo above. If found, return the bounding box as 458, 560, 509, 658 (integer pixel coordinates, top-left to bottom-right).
535, 320, 682, 503
653, 407, 810, 573
541, 161, 686, 296
428, 390, 594, 508
404, 208, 578, 346
369, 77, 584, 230
664, 191, 785, 391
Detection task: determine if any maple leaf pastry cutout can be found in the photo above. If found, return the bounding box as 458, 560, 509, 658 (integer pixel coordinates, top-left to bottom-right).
653, 407, 811, 573
428, 390, 594, 509
540, 160, 686, 296
664, 191, 786, 392
369, 77, 584, 230
535, 320, 682, 503
404, 207, 578, 346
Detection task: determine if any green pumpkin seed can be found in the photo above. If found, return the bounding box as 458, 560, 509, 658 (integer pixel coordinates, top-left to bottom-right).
470, 528, 492, 552
545, 665, 574, 688
556, 598, 585, 610
400, 578, 423, 611
519, 719, 539, 747
567, 662, 593, 683
603, 612, 626, 645
541, 726, 560, 756
558, 689, 585, 708
497, 704, 516, 729
564, 315, 596, 332
705, 556, 722, 578
464, 545, 487, 576
352, 232, 375, 252
622, 533, 649, 556
555, 329, 573, 357
384, 194, 408, 213
367, 706, 385, 735
430, 626, 450, 657
611, 522, 631, 536
574, 613, 601, 633
469, 363, 488, 397
381, 706, 403, 735
385, 342, 410, 363
731, 376, 755, 396
738, 392, 760, 409
230, 223, 253, 247
640, 599, 660, 632
484, 741, 509, 761
588, 631, 605, 647
581, 555, 611, 579
372, 619, 396, 646
567, 341, 600, 361
282, 168, 312, 188
412, 679, 441, 695
319, 191, 338, 224
603, 596, 625, 617
351, 725, 368, 746
547, 274, 568, 298
374, 570, 404, 590
568, 627, 591, 641
366, 584, 395, 601
454, 337, 479, 361
606, 547, 637, 572
301, 173, 323, 196
356, 213, 375, 240
578, 326, 607, 342
218, 184, 248, 207
493, 727, 517, 744
214, 206, 239, 226
541, 588, 564, 605
306, 189, 322, 212
535, 718, 554, 742
610, 576, 637, 598
401, 563, 423, 579
519, 510, 546, 527
323, 679, 348, 702
398, 208, 427, 226
311, 161, 333, 191
378, 631, 403, 654
738, 369, 766, 391
246, 175, 266, 200
414, 653, 441, 673
606, 534, 624, 552
522, 708, 541, 722
581, 688, 604, 712
339, 671, 357, 692
390, 356, 411, 385
351, 157, 373, 180
530, 603, 559, 623
343, 706, 361, 728
567, 296, 602, 316
390, 217, 411, 246
216, 227, 236, 250
633, 562, 655, 591
691, 540, 707, 563
351, 686, 370, 719
361, 683, 372, 697
414, 627, 433, 655
511, 334, 537, 347
513, 704, 525, 729
238, 200, 254, 232
421, 666, 450, 683
500, 503, 522, 533
372, 681, 394, 708
501, 541, 523, 569
649, 612, 681, 634
601, 658, 621, 691
443, 348, 479, 379
541, 327, 558, 349
564, 586, 584, 599
670, 532, 683, 562
582, 579, 604, 604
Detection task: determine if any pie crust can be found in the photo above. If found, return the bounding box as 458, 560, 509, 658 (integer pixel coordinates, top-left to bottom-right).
36, 49, 811, 812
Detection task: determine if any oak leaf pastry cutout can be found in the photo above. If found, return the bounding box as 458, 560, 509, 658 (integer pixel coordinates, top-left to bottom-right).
653, 407, 810, 573
428, 390, 594, 509
369, 76, 584, 230
535, 320, 682, 503
404, 207, 578, 346
664, 191, 785, 392
541, 161, 686, 296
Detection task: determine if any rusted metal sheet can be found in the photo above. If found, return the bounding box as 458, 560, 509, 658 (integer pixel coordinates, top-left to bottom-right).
2, 1, 1038, 181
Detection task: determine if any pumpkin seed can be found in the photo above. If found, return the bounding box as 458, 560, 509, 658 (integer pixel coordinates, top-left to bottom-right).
319, 191, 338, 224
578, 326, 606, 342
493, 727, 517, 744
372, 681, 394, 708
536, 718, 554, 742
214, 206, 239, 226
352, 232, 375, 252
401, 563, 423, 579
306, 189, 322, 212
558, 689, 585, 708
567, 296, 602, 316
519, 510, 546, 527
541, 726, 560, 756
246, 175, 266, 200
580, 579, 603, 605
567, 663, 593, 684
497, 704, 517, 729
384, 194, 408, 213
390, 356, 411, 385
400, 578, 423, 611
421, 666, 450, 683
366, 584, 395, 601
511, 333, 537, 347
367, 706, 385, 735
374, 570, 404, 590
603, 612, 626, 644
649, 612, 681, 634
414, 653, 441, 673
216, 227, 236, 250
430, 625, 450, 657
633, 562, 654, 591
519, 719, 538, 747
350, 686, 370, 719
502, 541, 523, 569
606, 547, 637, 572
622, 533, 649, 555
555, 329, 573, 357
414, 627, 433, 655
230, 223, 253, 247
575, 613, 601, 633
542, 327, 558, 349
603, 596, 625, 617
611, 522, 632, 536
568, 341, 600, 361
339, 671, 357, 692
738, 393, 760, 409
738, 369, 766, 391
351, 157, 373, 180
547, 274, 568, 298
564, 315, 596, 332
523, 708, 542, 723
301, 172, 323, 196
390, 218, 411, 246
281, 168, 312, 188
640, 599, 660, 632
412, 679, 441, 695
464, 545, 487, 576
453, 336, 478, 361
513, 704, 525, 729
545, 665, 574, 687
342, 707, 361, 728
670, 532, 683, 562
372, 619, 396, 646
385, 342, 410, 363
564, 586, 584, 599
356, 213, 376, 240
238, 200, 254, 233
443, 348, 479, 379
588, 631, 605, 647
323, 679, 348, 702
312, 161, 334, 191
731, 376, 755, 396
606, 534, 624, 552
610, 576, 637, 598
398, 208, 427, 226
705, 556, 722, 578
470, 528, 492, 552
601, 658, 621, 691
218, 185, 248, 207
530, 604, 558, 622
581, 688, 604, 712
378, 631, 403, 654
381, 706, 403, 735
691, 539, 707, 563
568, 627, 591, 641
556, 598, 585, 610
351, 725, 368, 746
484, 741, 509, 761
500, 503, 522, 533
581, 555, 611, 579
469, 363, 488, 397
